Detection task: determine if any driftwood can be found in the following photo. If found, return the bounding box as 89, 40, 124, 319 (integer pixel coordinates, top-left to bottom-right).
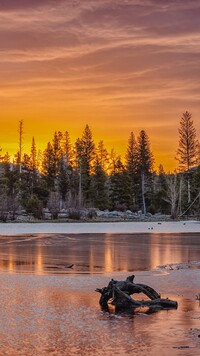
96, 275, 178, 314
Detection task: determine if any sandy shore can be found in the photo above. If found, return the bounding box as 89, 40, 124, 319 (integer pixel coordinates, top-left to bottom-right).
0, 220, 200, 235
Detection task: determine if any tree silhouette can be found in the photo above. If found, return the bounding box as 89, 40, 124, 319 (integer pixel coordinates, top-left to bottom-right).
176, 111, 198, 203
137, 130, 154, 214
125, 131, 138, 209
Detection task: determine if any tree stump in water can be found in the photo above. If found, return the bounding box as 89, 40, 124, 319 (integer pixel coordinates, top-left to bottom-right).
95, 275, 178, 314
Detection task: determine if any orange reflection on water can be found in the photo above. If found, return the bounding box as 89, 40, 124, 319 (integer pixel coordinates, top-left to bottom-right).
36, 244, 43, 275
8, 244, 14, 273
104, 235, 113, 273
89, 245, 95, 274
0, 232, 200, 355
0, 233, 200, 275
149, 233, 196, 269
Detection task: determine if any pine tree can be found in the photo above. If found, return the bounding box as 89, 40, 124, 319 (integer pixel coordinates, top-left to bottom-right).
137, 130, 154, 214
125, 132, 138, 175
90, 144, 109, 210
22, 153, 31, 170
81, 124, 95, 169
96, 140, 109, 173
125, 132, 139, 209
42, 142, 55, 189
191, 167, 200, 215
0, 152, 10, 163
91, 163, 109, 210
109, 158, 132, 211
108, 148, 121, 174
58, 155, 71, 208
30, 136, 37, 171
75, 125, 95, 204
0, 163, 20, 219
176, 111, 198, 203
52, 131, 63, 177
62, 131, 73, 166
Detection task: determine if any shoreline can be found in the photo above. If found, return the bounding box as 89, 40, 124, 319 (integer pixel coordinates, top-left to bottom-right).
0, 220, 200, 235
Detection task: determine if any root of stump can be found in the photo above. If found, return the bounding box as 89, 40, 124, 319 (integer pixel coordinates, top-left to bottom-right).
95, 275, 178, 314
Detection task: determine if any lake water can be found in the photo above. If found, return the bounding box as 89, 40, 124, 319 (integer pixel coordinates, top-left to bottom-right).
0, 233, 200, 274
0, 233, 200, 355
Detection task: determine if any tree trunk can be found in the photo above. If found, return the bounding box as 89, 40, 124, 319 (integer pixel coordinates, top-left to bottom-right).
141, 173, 146, 215
187, 172, 191, 204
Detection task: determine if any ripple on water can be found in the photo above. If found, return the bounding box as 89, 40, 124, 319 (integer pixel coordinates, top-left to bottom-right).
0, 274, 199, 355
0, 233, 200, 355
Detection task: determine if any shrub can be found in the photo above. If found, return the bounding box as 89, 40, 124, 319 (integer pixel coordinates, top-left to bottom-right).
68, 208, 81, 220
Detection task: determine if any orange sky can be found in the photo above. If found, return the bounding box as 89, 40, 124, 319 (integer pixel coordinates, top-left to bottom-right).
0, 0, 200, 172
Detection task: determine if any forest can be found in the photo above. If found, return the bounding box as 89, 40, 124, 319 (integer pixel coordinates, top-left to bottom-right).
0, 111, 199, 221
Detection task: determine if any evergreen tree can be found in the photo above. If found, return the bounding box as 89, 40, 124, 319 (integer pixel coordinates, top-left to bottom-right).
62, 131, 73, 166
81, 124, 95, 169
75, 125, 95, 205
13, 151, 21, 167
90, 148, 109, 210
52, 131, 63, 177
125, 131, 139, 209
137, 130, 154, 214
75, 137, 84, 207
42, 142, 55, 189
29, 137, 39, 196
22, 153, 31, 170
57, 155, 71, 208
191, 167, 200, 216
1, 152, 10, 163
20, 138, 40, 201
96, 140, 109, 173
109, 158, 132, 211
176, 111, 199, 203
30, 136, 37, 171
0, 163, 20, 219
197, 142, 200, 166
108, 148, 121, 174
125, 132, 138, 175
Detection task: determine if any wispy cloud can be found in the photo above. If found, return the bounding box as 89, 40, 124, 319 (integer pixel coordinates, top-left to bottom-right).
0, 0, 199, 170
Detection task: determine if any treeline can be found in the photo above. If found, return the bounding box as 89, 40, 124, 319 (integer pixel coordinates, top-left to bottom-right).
0, 111, 199, 220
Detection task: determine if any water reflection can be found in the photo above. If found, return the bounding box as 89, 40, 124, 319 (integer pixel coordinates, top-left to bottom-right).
0, 273, 199, 356
0, 233, 200, 355
0, 233, 200, 275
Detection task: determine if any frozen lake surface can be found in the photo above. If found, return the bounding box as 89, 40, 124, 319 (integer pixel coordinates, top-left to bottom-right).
0, 232, 200, 274
0, 233, 200, 355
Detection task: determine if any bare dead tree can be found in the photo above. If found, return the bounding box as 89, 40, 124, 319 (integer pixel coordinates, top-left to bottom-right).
164, 174, 179, 218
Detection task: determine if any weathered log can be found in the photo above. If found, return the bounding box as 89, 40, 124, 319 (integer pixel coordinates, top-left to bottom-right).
96, 275, 178, 314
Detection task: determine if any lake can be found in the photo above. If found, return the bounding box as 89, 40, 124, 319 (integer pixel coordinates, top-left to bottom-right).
0, 233, 200, 274
0, 233, 199, 355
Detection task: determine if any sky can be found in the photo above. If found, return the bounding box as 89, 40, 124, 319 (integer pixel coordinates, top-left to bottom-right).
0, 0, 200, 172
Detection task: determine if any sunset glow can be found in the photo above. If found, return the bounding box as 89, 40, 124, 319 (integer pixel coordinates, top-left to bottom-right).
0, 0, 200, 171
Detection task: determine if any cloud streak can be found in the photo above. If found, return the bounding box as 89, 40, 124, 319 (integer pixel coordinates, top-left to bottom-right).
0, 0, 199, 170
